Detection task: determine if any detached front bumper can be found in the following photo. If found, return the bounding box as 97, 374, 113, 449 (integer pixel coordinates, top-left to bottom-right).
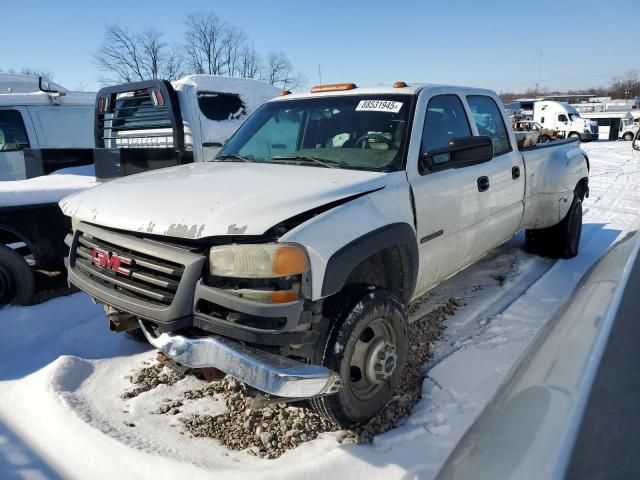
140, 321, 341, 397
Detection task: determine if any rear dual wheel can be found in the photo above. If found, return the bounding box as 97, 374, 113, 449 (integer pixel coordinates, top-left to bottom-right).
310, 286, 408, 427
525, 194, 582, 259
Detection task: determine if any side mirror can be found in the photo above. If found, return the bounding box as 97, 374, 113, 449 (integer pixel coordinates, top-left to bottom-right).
633, 139, 640, 151
421, 136, 494, 173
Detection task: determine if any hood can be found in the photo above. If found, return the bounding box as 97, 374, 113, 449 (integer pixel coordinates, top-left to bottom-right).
60, 162, 388, 239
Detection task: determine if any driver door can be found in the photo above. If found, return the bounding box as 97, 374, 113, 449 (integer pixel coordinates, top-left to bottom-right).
407, 92, 488, 296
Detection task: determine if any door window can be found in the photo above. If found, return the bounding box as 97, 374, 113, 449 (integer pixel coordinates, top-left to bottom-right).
420, 94, 471, 163
558, 114, 569, 123
0, 110, 30, 151
467, 95, 511, 156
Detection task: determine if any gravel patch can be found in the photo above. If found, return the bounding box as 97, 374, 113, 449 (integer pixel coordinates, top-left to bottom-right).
122, 360, 186, 399
124, 298, 461, 458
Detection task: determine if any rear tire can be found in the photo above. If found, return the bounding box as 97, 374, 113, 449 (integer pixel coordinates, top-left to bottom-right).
310, 286, 408, 427
0, 244, 35, 306
525, 194, 582, 259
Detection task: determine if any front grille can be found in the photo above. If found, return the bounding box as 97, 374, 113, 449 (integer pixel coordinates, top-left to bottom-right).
73, 231, 185, 306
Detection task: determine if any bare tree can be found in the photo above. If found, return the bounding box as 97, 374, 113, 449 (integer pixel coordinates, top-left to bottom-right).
184, 13, 228, 75
238, 44, 262, 79
95, 25, 183, 84
609, 70, 640, 99
262, 51, 306, 90
221, 27, 246, 77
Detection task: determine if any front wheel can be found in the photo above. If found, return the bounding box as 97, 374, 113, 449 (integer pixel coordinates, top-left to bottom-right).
525, 194, 582, 259
310, 286, 408, 427
0, 244, 35, 306
623, 132, 634, 141
568, 132, 581, 142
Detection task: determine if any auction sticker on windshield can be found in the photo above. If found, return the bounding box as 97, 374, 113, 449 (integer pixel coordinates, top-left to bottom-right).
356, 100, 403, 113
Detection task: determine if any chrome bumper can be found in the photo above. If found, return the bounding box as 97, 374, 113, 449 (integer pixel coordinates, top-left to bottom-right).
139, 321, 342, 398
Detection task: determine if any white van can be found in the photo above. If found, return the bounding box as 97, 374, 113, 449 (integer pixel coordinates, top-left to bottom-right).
581, 111, 635, 141
0, 74, 95, 181
533, 101, 598, 142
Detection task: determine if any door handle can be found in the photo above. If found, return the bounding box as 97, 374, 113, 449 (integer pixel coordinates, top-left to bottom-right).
512, 166, 521, 179
477, 176, 490, 192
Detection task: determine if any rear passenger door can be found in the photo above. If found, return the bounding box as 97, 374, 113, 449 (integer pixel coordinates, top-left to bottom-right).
464, 94, 524, 261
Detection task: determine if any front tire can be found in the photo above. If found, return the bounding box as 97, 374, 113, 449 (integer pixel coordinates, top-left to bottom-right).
310, 286, 408, 427
568, 132, 581, 142
623, 132, 634, 141
525, 194, 582, 259
0, 244, 35, 306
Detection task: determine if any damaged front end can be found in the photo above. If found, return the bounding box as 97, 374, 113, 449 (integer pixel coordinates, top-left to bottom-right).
64, 220, 340, 399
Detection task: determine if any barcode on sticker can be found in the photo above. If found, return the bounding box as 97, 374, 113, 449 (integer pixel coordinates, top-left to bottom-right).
355, 100, 403, 113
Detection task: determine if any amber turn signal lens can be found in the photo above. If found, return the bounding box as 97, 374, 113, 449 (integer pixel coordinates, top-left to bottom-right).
273, 245, 309, 277
271, 290, 299, 303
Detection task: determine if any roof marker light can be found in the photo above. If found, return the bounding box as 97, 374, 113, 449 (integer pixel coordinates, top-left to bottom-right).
280, 90, 292, 96
393, 81, 408, 88
310, 83, 357, 93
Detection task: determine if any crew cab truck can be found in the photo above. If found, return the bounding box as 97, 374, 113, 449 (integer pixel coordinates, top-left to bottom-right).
93, 75, 279, 180
60, 82, 589, 426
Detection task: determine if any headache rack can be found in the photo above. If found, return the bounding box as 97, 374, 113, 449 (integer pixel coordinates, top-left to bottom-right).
93, 80, 193, 180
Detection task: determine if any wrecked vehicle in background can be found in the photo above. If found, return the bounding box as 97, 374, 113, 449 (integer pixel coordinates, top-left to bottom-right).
92, 75, 280, 179
0, 74, 97, 306
60, 82, 589, 426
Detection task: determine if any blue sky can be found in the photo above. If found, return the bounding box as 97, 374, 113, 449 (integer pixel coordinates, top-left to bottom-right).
1, 0, 637, 93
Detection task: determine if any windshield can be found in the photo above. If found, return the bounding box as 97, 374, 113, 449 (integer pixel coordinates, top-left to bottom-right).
217, 95, 413, 171
569, 113, 582, 121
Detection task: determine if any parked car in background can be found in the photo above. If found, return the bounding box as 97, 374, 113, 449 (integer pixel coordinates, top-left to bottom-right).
61, 82, 589, 427
0, 74, 95, 181
92, 75, 280, 180
0, 73, 97, 306
533, 101, 598, 142
512, 119, 563, 146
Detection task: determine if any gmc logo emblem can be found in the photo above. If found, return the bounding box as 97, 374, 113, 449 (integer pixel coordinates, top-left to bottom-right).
91, 247, 135, 276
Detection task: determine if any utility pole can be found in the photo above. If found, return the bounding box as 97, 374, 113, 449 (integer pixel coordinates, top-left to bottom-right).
535, 51, 543, 97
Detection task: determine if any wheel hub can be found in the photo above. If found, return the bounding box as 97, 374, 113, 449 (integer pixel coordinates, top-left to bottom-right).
365, 339, 397, 384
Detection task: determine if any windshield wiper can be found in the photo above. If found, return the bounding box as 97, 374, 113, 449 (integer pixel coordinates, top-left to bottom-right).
271, 155, 339, 169
216, 154, 255, 163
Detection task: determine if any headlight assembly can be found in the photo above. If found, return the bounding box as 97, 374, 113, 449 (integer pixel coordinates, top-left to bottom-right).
209, 243, 309, 278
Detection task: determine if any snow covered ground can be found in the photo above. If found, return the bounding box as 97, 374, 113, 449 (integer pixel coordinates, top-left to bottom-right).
0, 141, 638, 480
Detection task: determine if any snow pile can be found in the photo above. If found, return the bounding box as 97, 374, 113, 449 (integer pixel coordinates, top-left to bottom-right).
0, 164, 98, 207
0, 141, 638, 479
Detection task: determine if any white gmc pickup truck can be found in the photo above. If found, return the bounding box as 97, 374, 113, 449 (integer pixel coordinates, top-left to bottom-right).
60, 82, 589, 426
